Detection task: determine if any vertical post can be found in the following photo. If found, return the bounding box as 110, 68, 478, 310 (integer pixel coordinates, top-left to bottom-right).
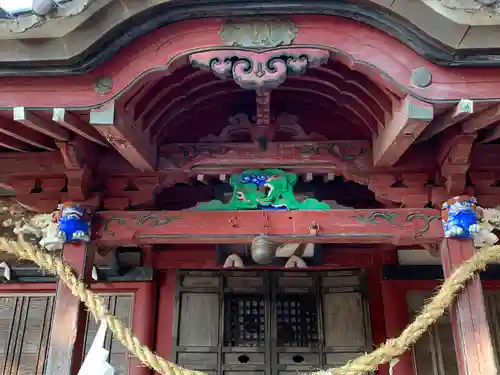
440, 238, 498, 375
45, 242, 95, 375
380, 281, 415, 375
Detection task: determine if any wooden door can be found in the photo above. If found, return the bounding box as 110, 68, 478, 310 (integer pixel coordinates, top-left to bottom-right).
0, 292, 134, 375
408, 290, 500, 375
171, 270, 373, 375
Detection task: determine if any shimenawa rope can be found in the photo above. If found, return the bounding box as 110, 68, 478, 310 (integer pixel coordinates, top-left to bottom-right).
0, 236, 497, 375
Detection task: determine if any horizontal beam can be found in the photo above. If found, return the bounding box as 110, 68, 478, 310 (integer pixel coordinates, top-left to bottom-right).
0, 265, 153, 283
93, 209, 443, 245
0, 151, 65, 176
382, 264, 500, 281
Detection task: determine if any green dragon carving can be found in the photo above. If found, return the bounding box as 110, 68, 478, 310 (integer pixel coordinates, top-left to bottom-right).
195, 169, 330, 210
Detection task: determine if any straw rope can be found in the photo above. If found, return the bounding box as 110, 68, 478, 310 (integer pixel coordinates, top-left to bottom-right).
0, 236, 497, 375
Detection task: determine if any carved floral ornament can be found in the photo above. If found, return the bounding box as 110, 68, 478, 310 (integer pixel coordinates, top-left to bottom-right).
219, 18, 299, 48
3, 0, 94, 33
190, 49, 330, 93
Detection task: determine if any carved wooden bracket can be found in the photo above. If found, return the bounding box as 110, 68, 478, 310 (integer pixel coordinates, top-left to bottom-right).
190, 48, 330, 94
438, 130, 477, 196
200, 113, 327, 143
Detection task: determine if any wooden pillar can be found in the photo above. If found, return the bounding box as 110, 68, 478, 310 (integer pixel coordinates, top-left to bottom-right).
45, 242, 95, 375
366, 267, 389, 375
440, 238, 498, 375
129, 280, 157, 375
380, 280, 414, 375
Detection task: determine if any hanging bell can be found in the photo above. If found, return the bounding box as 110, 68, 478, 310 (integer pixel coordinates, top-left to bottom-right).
251, 235, 277, 265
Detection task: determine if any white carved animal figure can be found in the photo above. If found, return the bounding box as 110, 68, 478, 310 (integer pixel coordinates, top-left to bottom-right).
481, 208, 500, 232
473, 228, 499, 248
471, 207, 500, 248
13, 212, 65, 251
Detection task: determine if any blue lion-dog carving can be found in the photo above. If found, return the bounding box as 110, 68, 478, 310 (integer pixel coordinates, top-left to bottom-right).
441, 195, 482, 239
53, 202, 91, 243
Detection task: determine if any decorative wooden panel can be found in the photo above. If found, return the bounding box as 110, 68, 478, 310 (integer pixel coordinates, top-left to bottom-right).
321, 271, 372, 374
172, 270, 372, 375
408, 291, 500, 375
0, 292, 134, 375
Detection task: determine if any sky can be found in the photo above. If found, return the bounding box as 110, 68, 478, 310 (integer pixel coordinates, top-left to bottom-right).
0, 0, 33, 12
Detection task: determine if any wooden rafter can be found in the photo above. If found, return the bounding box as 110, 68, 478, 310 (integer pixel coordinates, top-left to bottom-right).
373, 96, 434, 167
90, 102, 157, 172
13, 107, 70, 141
461, 103, 500, 133
0, 116, 56, 150
480, 124, 500, 143
419, 99, 474, 142
53, 108, 109, 147
0, 134, 32, 152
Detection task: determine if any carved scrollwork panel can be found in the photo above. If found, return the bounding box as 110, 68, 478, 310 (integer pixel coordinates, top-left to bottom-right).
190, 49, 330, 93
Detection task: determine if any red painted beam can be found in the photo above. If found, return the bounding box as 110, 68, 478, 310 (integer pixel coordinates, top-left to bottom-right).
92, 209, 443, 245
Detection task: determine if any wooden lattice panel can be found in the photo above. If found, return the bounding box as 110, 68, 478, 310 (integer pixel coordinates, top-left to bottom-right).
0, 292, 133, 375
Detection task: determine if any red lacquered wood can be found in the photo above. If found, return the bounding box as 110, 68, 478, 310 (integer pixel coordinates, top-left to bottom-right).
93, 209, 443, 246
380, 280, 415, 375
3, 17, 500, 108
154, 270, 177, 366
440, 238, 498, 375
44, 242, 95, 375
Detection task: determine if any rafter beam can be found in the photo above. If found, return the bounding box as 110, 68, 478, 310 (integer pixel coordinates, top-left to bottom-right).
481, 124, 500, 143
461, 103, 500, 133
0, 134, 32, 152
53, 108, 109, 147
0, 116, 56, 150
90, 102, 156, 172
13, 107, 70, 141
419, 99, 473, 142
373, 96, 433, 167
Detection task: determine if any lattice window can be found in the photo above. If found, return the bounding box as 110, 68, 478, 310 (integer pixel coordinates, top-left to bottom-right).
224, 293, 265, 347
173, 270, 372, 375
276, 293, 319, 347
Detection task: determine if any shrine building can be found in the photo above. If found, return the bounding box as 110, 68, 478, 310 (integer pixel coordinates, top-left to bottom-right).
2, 1, 500, 375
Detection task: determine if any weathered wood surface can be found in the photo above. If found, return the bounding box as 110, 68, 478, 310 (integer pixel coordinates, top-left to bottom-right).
93, 209, 443, 245
440, 239, 498, 375
44, 242, 95, 375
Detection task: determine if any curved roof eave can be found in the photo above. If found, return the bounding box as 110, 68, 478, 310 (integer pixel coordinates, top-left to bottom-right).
1, 0, 500, 76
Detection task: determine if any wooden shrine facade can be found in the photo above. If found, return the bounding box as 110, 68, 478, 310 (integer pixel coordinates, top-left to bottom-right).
2, 11, 500, 375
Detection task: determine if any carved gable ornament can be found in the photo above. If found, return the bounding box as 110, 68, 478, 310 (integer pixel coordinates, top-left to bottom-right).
219, 18, 299, 48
